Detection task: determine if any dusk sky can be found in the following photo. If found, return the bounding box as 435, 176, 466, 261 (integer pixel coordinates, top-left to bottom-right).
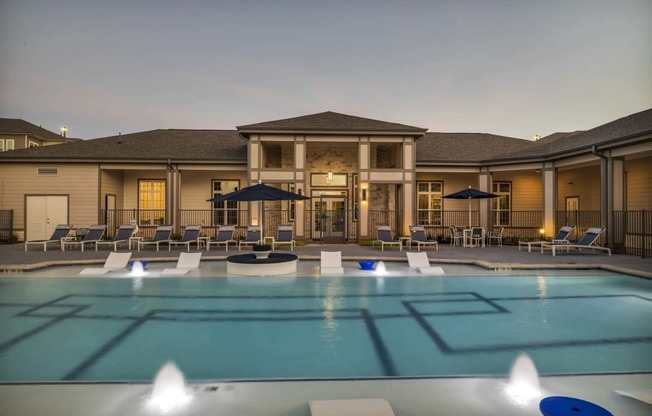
1, 0, 650, 140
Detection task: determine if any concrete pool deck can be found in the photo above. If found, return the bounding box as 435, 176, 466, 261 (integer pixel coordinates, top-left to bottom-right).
1, 242, 651, 278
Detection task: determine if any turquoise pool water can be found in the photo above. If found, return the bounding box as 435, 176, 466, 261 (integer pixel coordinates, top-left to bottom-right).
0, 271, 651, 382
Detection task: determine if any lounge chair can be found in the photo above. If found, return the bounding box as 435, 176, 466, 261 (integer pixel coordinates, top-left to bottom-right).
309, 398, 395, 416
96, 224, 136, 251
372, 225, 402, 251
168, 225, 201, 251
406, 252, 445, 275
449, 226, 463, 247
487, 226, 504, 247
541, 227, 611, 256
24, 224, 73, 251
320, 251, 344, 275
518, 226, 574, 252
271, 225, 295, 251
62, 225, 106, 252
79, 252, 132, 276
408, 225, 438, 251
137, 225, 173, 251
238, 225, 262, 250
206, 225, 237, 251
160, 252, 202, 276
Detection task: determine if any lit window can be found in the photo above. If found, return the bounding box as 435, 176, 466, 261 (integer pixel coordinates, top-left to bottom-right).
417, 181, 443, 225
492, 182, 511, 226
212, 180, 239, 225
139, 180, 166, 225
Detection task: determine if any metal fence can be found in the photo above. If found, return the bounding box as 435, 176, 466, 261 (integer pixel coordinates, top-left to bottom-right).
0, 209, 13, 243
613, 210, 652, 258
555, 210, 602, 243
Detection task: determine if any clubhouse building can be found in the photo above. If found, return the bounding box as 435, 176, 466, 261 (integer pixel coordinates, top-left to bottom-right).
0, 109, 650, 254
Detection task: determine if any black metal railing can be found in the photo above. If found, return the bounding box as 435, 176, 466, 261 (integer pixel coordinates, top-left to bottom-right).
489, 210, 543, 242
0, 209, 13, 243
613, 210, 652, 258
555, 210, 602, 243
100, 209, 167, 239
369, 210, 402, 239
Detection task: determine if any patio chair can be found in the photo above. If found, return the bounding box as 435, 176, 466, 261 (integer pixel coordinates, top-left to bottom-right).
449, 226, 464, 247
79, 252, 132, 276
541, 227, 611, 256
406, 252, 445, 275
372, 225, 402, 251
309, 398, 395, 416
207, 225, 237, 251
487, 226, 504, 247
518, 226, 574, 252
271, 225, 295, 251
469, 227, 485, 247
62, 225, 106, 252
238, 225, 262, 250
320, 251, 344, 275
168, 225, 201, 251
161, 252, 202, 276
408, 225, 438, 251
137, 225, 173, 251
96, 224, 136, 251
24, 224, 73, 251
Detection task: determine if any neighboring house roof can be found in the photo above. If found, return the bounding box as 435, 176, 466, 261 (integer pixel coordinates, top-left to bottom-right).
0, 118, 79, 141
0, 129, 247, 161
497, 108, 652, 161
416, 133, 532, 163
237, 111, 427, 134
536, 131, 584, 144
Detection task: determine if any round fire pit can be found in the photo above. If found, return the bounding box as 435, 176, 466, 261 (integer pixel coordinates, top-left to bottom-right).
226, 253, 298, 276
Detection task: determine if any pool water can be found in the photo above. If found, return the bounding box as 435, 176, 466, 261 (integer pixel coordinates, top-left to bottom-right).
0, 271, 651, 382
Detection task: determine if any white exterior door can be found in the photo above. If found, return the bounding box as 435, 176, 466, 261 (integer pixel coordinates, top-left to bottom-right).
26, 196, 68, 240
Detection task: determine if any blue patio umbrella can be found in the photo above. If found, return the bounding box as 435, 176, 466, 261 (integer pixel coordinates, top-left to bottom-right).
207, 182, 309, 234
443, 186, 498, 228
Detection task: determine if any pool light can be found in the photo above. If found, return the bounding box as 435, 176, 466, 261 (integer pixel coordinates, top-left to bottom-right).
147, 362, 193, 413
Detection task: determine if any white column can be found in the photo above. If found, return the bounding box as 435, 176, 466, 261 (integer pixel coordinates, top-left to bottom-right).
478, 170, 491, 229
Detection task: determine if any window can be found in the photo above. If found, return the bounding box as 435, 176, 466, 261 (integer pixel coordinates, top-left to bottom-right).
28, 141, 39, 148
6, 139, 13, 150
0, 140, 3, 152
416, 181, 443, 225
370, 142, 403, 169
492, 182, 511, 226
138, 180, 166, 225
212, 180, 239, 225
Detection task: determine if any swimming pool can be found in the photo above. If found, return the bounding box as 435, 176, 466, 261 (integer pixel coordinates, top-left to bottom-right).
1, 268, 651, 383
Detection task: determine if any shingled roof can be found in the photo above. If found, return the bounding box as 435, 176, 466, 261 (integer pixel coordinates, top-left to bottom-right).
416, 132, 532, 163
497, 108, 652, 161
0, 129, 247, 161
237, 111, 427, 134
0, 118, 77, 141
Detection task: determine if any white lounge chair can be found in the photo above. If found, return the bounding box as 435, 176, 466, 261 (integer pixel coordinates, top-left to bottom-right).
62, 224, 106, 252
271, 225, 295, 251
160, 252, 202, 276
79, 252, 132, 276
408, 225, 438, 251
96, 224, 136, 251
541, 227, 611, 256
372, 225, 402, 251
207, 225, 237, 251
168, 225, 201, 251
238, 225, 262, 250
406, 252, 445, 275
320, 251, 344, 275
518, 226, 574, 252
138, 225, 173, 251
309, 398, 395, 416
24, 224, 73, 251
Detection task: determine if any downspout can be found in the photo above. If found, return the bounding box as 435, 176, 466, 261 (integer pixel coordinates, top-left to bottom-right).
591, 146, 609, 245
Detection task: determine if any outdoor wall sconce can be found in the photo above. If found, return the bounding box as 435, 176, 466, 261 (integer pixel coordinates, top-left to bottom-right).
539, 228, 545, 236
327, 171, 333, 182
362, 188, 367, 201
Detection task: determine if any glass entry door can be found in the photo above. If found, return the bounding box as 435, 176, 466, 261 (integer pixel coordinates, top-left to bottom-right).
312, 192, 347, 243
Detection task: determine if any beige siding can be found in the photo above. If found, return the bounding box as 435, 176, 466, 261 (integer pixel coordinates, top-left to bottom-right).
415, 173, 477, 212
493, 171, 542, 210
101, 170, 124, 209
626, 156, 652, 210
180, 170, 247, 209
557, 165, 601, 210
0, 163, 99, 235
